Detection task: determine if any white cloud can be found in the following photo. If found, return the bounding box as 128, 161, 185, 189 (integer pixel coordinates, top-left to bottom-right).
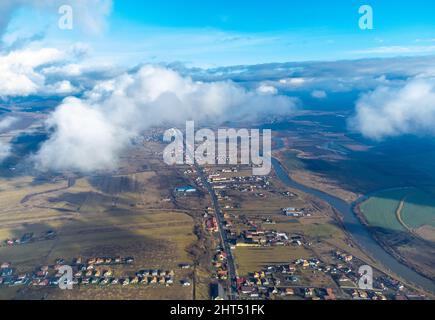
0, 116, 18, 163
0, 116, 18, 131
44, 80, 79, 95
311, 90, 327, 99
352, 45, 435, 55
349, 78, 435, 140
0, 45, 103, 97
35, 65, 297, 172
0, 47, 65, 97
34, 97, 125, 172
257, 84, 278, 95
279, 78, 307, 86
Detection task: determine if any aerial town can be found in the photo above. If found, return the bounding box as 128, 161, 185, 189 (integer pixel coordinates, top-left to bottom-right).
0, 1, 434, 306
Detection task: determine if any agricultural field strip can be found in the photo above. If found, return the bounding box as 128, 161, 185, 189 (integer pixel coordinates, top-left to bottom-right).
361, 187, 435, 232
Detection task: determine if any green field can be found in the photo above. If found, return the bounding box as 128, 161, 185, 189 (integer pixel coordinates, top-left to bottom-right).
402, 190, 435, 229
359, 189, 410, 232
360, 187, 435, 233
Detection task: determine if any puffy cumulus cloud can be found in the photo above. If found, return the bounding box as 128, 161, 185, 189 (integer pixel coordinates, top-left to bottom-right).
257, 84, 278, 95
0, 45, 102, 97
34, 65, 297, 172
0, 0, 112, 36
0, 47, 64, 97
44, 80, 79, 95
279, 78, 307, 86
311, 90, 327, 99
193, 56, 435, 94
349, 78, 435, 140
34, 97, 125, 172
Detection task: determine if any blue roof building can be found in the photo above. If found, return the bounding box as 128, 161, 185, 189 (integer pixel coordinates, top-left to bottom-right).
175, 186, 197, 193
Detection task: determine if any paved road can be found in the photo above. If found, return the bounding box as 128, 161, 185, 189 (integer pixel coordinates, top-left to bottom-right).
195, 164, 238, 300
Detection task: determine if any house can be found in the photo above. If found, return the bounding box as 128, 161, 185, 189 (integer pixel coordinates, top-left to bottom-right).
287, 275, 299, 283
282, 207, 304, 216
20, 233, 33, 244
181, 279, 191, 287
240, 286, 255, 295
38, 279, 49, 286
103, 270, 113, 277
358, 290, 368, 299
131, 277, 140, 284
236, 277, 246, 288
304, 288, 314, 298
285, 288, 295, 296
175, 186, 197, 193
44, 230, 57, 239
217, 269, 228, 278
0, 262, 11, 269
137, 270, 149, 277
125, 257, 134, 264
216, 252, 227, 261
324, 288, 336, 300
206, 217, 219, 232
0, 268, 13, 277
37, 270, 49, 278
166, 277, 174, 284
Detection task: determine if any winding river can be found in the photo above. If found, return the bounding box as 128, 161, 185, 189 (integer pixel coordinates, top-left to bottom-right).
272, 158, 435, 294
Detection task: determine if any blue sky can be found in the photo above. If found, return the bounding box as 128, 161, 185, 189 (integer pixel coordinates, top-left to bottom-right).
5, 0, 435, 67
112, 0, 434, 33
106, 0, 435, 66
